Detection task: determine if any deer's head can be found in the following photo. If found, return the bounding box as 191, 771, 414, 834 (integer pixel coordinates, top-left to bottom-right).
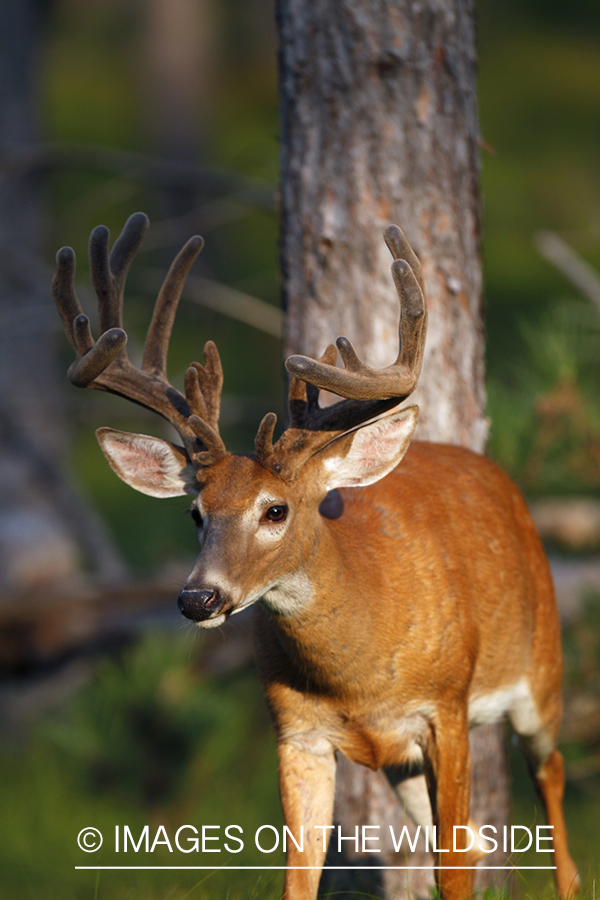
53, 214, 426, 626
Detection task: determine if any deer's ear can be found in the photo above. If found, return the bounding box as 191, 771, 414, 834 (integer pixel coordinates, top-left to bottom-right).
96, 427, 198, 498
315, 405, 419, 490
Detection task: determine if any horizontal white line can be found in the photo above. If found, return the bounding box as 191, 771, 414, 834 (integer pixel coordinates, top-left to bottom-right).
75, 866, 557, 871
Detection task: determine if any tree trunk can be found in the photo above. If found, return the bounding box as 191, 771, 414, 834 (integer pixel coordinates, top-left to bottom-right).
276, 0, 510, 895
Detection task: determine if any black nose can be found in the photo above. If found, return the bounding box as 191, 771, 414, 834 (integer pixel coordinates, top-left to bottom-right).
178, 589, 223, 622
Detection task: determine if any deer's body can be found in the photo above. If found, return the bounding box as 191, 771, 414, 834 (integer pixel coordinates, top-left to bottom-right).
255, 439, 560, 770
52, 215, 578, 900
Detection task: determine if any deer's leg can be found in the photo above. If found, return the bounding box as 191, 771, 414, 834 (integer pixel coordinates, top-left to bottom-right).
389, 770, 485, 866
533, 750, 579, 898
278, 740, 336, 900
389, 770, 433, 827
519, 742, 579, 899
425, 718, 473, 900
510, 688, 579, 898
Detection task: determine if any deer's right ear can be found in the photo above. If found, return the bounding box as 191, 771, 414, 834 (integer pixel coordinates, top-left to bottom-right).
96, 427, 198, 498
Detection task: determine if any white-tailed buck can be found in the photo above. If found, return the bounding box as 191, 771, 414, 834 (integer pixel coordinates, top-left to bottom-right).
53, 213, 578, 900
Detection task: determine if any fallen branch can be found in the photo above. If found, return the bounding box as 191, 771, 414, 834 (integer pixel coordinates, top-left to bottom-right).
0, 574, 185, 671
139, 268, 284, 338
535, 230, 600, 314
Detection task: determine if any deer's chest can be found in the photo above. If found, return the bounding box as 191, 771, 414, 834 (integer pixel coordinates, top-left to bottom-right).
279, 693, 433, 772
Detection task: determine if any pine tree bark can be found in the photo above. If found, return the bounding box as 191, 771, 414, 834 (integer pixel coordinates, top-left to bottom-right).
277, 0, 510, 895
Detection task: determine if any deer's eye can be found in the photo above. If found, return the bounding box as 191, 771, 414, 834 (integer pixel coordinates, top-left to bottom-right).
265, 505, 288, 523
190, 506, 203, 527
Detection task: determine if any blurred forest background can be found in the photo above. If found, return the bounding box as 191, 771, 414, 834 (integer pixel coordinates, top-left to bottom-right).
0, 0, 599, 898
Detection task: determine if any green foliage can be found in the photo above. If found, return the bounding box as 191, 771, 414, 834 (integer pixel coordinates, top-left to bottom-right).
0, 631, 284, 900
477, 2, 600, 496
563, 593, 600, 693
42, 632, 258, 805
487, 298, 600, 493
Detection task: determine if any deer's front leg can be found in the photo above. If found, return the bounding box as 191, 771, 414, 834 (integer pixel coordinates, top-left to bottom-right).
278, 739, 336, 900
425, 716, 473, 900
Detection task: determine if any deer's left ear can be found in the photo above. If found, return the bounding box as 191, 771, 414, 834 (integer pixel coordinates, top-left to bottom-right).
315, 405, 419, 490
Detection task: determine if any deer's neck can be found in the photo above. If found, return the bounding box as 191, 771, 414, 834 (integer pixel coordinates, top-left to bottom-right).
259, 520, 385, 693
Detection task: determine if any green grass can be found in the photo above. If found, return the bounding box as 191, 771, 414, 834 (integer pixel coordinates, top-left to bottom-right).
0, 632, 285, 900
0, 628, 598, 900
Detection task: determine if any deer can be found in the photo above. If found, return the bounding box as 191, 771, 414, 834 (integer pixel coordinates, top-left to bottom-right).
52, 212, 578, 900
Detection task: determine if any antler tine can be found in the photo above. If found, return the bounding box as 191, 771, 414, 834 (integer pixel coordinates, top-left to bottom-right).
110, 211, 150, 290
184, 341, 223, 430
68, 316, 128, 388
52, 247, 82, 351
183, 341, 227, 466
385, 224, 427, 378
288, 344, 337, 429
90, 212, 149, 336
188, 414, 227, 464
284, 225, 427, 430
142, 235, 204, 376
383, 224, 424, 293
255, 412, 277, 463
52, 246, 128, 387
391, 258, 427, 378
